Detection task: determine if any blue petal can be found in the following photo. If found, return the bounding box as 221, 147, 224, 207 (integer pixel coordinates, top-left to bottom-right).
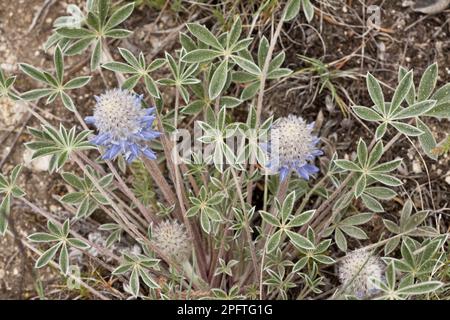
84, 116, 96, 124
142, 148, 157, 160
119, 139, 127, 151
312, 149, 323, 156
90, 133, 110, 145
279, 167, 290, 181
141, 115, 155, 122
303, 164, 319, 174
259, 142, 268, 152
102, 144, 121, 160
296, 166, 310, 180
146, 107, 156, 114
140, 130, 161, 139
126, 152, 138, 163
129, 143, 139, 157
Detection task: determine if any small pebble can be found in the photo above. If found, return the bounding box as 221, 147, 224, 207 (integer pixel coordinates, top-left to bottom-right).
445, 171, 450, 185
23, 149, 51, 172
412, 160, 422, 174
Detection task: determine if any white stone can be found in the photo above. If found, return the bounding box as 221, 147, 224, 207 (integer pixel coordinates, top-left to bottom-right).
412, 160, 422, 174
22, 148, 51, 172
445, 171, 450, 185
0, 97, 27, 129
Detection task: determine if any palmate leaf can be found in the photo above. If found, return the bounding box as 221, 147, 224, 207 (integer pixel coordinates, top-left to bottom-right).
297, 229, 334, 269
263, 193, 316, 253
334, 139, 402, 210
60, 167, 113, 218
29, 219, 89, 275
360, 64, 450, 159
382, 201, 433, 254
159, 51, 199, 103
26, 125, 95, 172
325, 211, 373, 252
376, 244, 444, 299
51, 1, 134, 70
19, 48, 91, 111
187, 186, 228, 234
230, 40, 290, 101
0, 69, 19, 100
357, 69, 434, 140
113, 254, 160, 297
0, 165, 25, 236
102, 48, 164, 97
182, 17, 289, 101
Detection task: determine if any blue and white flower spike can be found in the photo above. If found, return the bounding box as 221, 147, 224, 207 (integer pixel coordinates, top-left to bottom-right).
85, 89, 161, 163
266, 114, 322, 181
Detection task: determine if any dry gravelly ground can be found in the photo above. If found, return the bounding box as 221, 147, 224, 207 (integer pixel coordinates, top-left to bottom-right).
0, 0, 449, 299
0, 0, 81, 299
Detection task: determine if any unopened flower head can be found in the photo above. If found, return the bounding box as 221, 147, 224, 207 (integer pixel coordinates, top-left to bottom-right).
265, 114, 322, 181
338, 249, 384, 298
85, 89, 160, 163
153, 220, 192, 262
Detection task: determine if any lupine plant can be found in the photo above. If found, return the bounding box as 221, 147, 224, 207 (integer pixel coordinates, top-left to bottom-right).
0, 0, 448, 300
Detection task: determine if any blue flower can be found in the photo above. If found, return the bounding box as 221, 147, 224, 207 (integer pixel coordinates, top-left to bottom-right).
85, 89, 161, 163
264, 114, 322, 181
